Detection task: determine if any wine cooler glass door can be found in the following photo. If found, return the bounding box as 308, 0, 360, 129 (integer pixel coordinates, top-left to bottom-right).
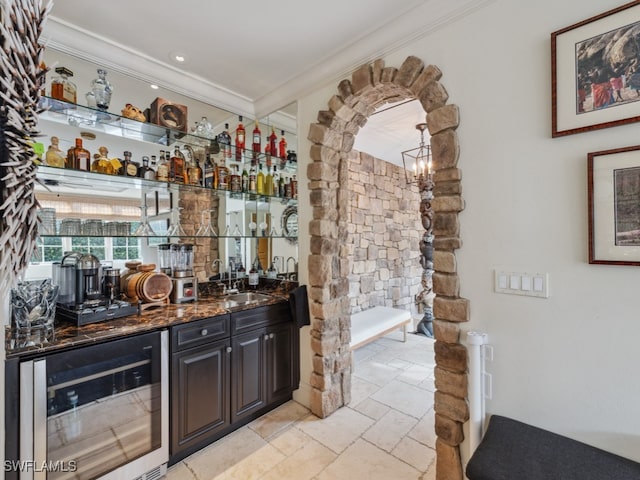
20, 330, 168, 480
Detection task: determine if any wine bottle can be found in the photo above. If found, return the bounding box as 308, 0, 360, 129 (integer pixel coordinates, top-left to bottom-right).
256, 163, 265, 195
265, 165, 274, 196
279, 130, 287, 159
252, 120, 261, 162
268, 127, 277, 160
235, 116, 245, 163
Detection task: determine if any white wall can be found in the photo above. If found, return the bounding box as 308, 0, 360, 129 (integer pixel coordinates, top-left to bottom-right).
297, 0, 640, 465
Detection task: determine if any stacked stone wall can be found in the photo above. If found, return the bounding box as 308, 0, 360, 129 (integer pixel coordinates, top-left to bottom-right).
346, 151, 421, 313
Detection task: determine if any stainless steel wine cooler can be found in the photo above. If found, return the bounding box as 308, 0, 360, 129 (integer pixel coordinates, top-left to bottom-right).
19, 330, 169, 480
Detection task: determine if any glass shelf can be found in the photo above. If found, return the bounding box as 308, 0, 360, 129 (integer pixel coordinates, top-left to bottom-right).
39, 97, 298, 172
36, 165, 298, 205
38, 235, 298, 240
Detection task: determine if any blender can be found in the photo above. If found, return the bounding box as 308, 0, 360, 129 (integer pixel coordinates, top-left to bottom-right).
170, 243, 197, 303
157, 243, 172, 275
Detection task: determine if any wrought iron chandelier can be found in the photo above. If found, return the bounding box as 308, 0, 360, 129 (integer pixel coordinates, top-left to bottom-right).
401, 123, 432, 184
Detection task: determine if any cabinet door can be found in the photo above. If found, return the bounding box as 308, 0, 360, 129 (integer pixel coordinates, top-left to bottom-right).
171, 338, 230, 457
266, 322, 297, 404
231, 328, 267, 422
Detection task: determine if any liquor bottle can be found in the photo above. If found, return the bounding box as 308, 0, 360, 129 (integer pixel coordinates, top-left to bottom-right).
264, 140, 271, 167
268, 127, 278, 160
256, 164, 265, 195
122, 151, 139, 177
218, 123, 232, 161
156, 150, 169, 182
241, 166, 249, 193
150, 155, 158, 177
284, 174, 292, 199
67, 138, 90, 171
235, 116, 245, 163
249, 163, 257, 195
51, 66, 77, 104
217, 157, 230, 190
184, 146, 201, 185
272, 165, 280, 197
279, 130, 287, 160
248, 261, 259, 290
203, 152, 215, 188
45, 136, 65, 168
278, 169, 286, 198
230, 164, 241, 193
91, 146, 114, 174
291, 174, 298, 199
252, 120, 261, 162
170, 146, 186, 183
265, 165, 274, 196
137, 156, 154, 180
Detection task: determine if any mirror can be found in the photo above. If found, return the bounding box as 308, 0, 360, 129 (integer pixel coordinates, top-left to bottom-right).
30, 47, 298, 282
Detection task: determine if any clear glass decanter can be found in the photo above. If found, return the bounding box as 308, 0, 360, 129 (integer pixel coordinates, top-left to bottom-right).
91, 68, 113, 112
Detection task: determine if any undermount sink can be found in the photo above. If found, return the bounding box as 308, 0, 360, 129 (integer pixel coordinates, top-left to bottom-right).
224, 292, 272, 305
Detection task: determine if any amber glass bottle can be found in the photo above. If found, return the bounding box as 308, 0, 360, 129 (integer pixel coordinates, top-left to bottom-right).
67, 138, 90, 171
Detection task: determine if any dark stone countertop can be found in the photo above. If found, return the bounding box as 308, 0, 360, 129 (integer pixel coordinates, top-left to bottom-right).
6, 280, 297, 359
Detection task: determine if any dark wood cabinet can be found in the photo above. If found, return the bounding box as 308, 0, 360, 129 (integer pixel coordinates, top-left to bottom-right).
171, 337, 231, 458
231, 328, 267, 422
170, 301, 300, 465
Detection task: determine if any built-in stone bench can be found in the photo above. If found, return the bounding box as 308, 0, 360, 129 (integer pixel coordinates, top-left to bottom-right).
349, 306, 412, 350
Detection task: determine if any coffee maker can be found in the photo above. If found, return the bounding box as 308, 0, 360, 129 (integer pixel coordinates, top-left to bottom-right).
54, 251, 137, 326
169, 243, 197, 303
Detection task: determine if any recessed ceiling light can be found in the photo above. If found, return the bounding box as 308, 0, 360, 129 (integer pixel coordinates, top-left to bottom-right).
171, 52, 186, 63
150, 84, 159, 90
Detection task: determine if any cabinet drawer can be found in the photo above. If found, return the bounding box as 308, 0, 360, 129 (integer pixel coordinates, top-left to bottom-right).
231, 302, 291, 335
172, 314, 230, 352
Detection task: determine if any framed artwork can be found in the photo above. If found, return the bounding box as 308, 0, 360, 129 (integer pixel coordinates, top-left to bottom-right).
552, 1, 640, 137
588, 145, 640, 265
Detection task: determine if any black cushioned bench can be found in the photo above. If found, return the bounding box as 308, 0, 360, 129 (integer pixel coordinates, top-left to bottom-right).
466, 415, 640, 480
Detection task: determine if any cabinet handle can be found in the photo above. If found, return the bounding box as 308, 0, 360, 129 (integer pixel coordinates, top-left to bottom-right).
269, 333, 275, 339
201, 329, 208, 336
264, 335, 268, 342
226, 346, 232, 353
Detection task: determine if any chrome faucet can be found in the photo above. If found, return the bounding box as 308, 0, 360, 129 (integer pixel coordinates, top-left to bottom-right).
286, 256, 298, 280
211, 258, 224, 279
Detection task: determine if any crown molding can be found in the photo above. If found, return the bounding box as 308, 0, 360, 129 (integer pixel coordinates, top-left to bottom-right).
42, 17, 256, 118
254, 0, 495, 117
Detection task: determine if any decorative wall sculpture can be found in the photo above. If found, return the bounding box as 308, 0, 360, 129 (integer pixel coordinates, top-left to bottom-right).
0, 0, 51, 290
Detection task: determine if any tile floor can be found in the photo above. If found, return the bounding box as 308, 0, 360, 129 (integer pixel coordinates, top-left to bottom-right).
165, 330, 436, 480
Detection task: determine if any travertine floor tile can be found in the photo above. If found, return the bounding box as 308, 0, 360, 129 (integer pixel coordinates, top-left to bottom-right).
164, 461, 196, 479
248, 400, 309, 439
408, 407, 437, 448
351, 397, 390, 421
317, 438, 422, 480
349, 375, 381, 407
211, 443, 285, 480
268, 426, 313, 457
371, 379, 433, 418
296, 407, 374, 454
362, 408, 418, 452
260, 436, 336, 480
182, 427, 267, 480
392, 436, 436, 472
352, 359, 402, 386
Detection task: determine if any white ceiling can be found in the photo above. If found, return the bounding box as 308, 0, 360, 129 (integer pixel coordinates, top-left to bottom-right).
44, 0, 487, 164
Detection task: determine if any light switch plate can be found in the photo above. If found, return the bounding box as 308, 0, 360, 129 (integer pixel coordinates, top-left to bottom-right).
494, 270, 549, 298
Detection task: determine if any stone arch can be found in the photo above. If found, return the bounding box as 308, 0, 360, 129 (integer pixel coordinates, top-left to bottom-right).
307, 55, 469, 479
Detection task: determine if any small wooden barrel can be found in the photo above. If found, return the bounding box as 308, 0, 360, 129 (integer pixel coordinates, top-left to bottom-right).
126, 271, 172, 303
